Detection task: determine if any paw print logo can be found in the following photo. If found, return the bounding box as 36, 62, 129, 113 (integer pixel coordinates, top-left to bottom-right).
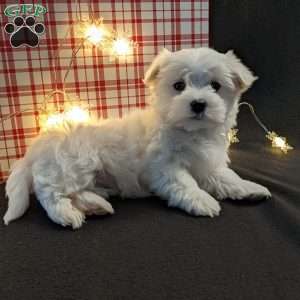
4, 16, 45, 48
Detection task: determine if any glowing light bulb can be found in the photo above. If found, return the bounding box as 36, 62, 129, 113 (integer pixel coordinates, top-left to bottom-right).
85, 25, 105, 45
43, 106, 90, 130
45, 113, 64, 127
266, 131, 293, 153
112, 37, 132, 56
273, 137, 286, 148
65, 106, 89, 123
227, 128, 239, 145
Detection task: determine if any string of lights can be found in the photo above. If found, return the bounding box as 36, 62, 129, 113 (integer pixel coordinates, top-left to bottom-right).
227, 102, 293, 153
0, 10, 137, 131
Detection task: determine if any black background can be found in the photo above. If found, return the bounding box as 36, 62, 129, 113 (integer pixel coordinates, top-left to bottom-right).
0, 1, 300, 299
211, 0, 300, 147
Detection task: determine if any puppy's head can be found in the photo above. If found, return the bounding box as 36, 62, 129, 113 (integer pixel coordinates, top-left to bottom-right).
144, 48, 257, 131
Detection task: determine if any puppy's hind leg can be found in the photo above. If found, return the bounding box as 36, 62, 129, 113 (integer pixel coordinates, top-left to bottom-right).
36, 187, 85, 229
72, 191, 114, 216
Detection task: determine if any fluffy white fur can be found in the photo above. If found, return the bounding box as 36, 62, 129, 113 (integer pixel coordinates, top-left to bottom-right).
4, 48, 271, 229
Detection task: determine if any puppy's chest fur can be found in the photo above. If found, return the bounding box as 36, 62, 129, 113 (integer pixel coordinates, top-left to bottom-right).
164, 128, 228, 176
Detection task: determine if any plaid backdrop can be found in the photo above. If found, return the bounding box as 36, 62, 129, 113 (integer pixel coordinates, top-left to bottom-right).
0, 0, 209, 181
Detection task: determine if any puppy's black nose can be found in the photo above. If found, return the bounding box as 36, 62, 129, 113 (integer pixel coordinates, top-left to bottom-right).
190, 100, 206, 114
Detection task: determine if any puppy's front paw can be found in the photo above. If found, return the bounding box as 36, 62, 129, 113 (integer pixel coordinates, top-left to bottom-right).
183, 193, 221, 217
190, 196, 221, 217
230, 180, 271, 201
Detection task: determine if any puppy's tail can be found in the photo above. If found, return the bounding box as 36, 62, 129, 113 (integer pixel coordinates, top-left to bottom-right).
3, 159, 32, 225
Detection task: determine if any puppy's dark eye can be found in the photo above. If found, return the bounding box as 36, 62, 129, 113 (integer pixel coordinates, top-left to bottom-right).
173, 81, 186, 91
210, 81, 221, 92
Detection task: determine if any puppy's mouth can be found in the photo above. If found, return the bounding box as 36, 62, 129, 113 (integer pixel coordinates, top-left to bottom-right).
191, 113, 204, 120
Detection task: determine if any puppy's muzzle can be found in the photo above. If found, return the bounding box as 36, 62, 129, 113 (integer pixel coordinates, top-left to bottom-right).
190, 100, 206, 115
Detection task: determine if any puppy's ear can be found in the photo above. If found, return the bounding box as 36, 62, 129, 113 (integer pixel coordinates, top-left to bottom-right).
225, 50, 258, 92
144, 48, 172, 86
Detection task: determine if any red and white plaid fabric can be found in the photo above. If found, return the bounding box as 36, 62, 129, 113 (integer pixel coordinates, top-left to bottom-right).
0, 0, 209, 181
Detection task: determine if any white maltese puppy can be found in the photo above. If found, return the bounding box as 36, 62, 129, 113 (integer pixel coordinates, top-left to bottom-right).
4, 48, 271, 229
